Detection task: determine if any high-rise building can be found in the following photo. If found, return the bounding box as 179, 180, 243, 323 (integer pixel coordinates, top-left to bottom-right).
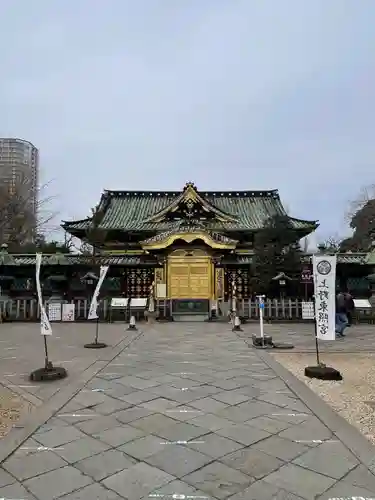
0, 138, 39, 243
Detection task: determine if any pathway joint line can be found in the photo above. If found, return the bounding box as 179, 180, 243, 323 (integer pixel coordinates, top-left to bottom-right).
149, 495, 209, 499
58, 413, 100, 418
294, 439, 339, 444
160, 440, 205, 445
166, 409, 200, 414
255, 346, 375, 469
20, 446, 64, 451
271, 412, 308, 417
0, 329, 144, 466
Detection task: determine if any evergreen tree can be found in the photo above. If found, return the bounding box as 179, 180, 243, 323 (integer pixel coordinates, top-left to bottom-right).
340, 199, 375, 251
251, 215, 303, 295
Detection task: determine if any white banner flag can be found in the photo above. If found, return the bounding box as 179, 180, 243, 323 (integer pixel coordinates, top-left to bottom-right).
36, 253, 53, 336
312, 255, 337, 341
88, 265, 109, 320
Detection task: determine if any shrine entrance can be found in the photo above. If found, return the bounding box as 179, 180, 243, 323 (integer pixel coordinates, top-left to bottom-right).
140, 226, 238, 318
167, 249, 212, 300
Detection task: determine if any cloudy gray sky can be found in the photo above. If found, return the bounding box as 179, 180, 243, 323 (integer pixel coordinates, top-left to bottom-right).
1, 0, 374, 243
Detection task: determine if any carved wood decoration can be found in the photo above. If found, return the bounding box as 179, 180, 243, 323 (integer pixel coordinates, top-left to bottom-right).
224, 267, 251, 300
127, 268, 154, 298
154, 267, 164, 284
215, 268, 224, 299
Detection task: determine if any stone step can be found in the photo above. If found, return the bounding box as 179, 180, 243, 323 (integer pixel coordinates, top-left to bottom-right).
172, 314, 209, 322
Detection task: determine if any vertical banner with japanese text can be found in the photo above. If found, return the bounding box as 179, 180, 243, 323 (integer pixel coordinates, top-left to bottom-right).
36, 253, 53, 336
87, 266, 109, 320
312, 255, 337, 341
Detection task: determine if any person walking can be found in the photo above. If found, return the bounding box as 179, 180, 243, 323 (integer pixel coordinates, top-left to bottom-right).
344, 291, 355, 326
335, 290, 349, 338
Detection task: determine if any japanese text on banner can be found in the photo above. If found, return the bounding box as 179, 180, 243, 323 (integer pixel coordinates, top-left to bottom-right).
312, 255, 337, 341
88, 266, 109, 320
36, 253, 53, 336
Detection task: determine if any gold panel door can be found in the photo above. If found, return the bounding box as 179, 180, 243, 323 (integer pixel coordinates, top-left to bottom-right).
189, 264, 210, 298
168, 258, 211, 299
169, 264, 190, 299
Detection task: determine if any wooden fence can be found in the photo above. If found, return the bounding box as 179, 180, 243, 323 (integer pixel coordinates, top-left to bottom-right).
0, 297, 373, 323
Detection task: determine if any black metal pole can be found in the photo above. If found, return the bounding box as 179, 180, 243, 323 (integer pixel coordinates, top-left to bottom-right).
43, 335, 49, 369
312, 295, 320, 366
94, 316, 99, 344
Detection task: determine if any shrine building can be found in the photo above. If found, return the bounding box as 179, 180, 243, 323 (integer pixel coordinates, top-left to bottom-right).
62, 182, 317, 307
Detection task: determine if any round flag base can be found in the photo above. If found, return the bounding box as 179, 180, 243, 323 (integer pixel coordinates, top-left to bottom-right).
84, 342, 107, 349
304, 365, 342, 381
272, 342, 294, 350
232, 325, 243, 332
252, 334, 273, 348
30, 365, 67, 382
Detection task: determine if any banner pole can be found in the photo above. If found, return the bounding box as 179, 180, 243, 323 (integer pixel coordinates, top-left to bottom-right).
305, 256, 342, 381
85, 265, 109, 349
259, 296, 265, 347
30, 253, 67, 382
94, 317, 100, 344
312, 292, 320, 366
43, 335, 49, 369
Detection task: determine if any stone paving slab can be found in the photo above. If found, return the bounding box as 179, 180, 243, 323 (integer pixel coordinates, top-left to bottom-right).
1, 322, 375, 500
242, 321, 375, 352
0, 323, 138, 406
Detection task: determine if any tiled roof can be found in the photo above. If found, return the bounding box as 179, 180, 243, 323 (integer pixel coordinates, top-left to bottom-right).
62, 188, 318, 233
302, 253, 368, 265
0, 252, 370, 266
8, 254, 145, 266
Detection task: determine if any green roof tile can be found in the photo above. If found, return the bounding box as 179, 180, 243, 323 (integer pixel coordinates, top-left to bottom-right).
11, 254, 144, 265
0, 251, 369, 266
302, 253, 368, 265
62, 187, 318, 233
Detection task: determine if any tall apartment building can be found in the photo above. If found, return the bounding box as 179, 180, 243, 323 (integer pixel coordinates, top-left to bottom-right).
0, 138, 39, 243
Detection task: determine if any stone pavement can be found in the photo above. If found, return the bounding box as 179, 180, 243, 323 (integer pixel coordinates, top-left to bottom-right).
245, 321, 375, 352
0, 323, 137, 408
1, 323, 375, 500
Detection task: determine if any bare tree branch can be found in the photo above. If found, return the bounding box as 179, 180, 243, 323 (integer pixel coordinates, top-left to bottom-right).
345, 184, 375, 223
317, 235, 342, 253
0, 174, 59, 249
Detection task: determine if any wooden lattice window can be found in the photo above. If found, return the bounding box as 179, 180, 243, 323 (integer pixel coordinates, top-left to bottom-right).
224, 267, 251, 300
126, 268, 154, 298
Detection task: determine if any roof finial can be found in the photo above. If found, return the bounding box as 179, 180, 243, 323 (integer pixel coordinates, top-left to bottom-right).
184, 181, 196, 190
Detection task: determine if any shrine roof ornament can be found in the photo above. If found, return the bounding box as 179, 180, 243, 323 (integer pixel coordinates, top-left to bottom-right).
140, 225, 238, 250
141, 181, 238, 224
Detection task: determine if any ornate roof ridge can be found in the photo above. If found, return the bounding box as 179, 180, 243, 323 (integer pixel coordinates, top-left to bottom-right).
102, 188, 280, 198
141, 183, 239, 224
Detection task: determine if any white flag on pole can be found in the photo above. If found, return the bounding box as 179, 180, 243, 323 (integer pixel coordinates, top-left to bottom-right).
87, 265, 109, 320
312, 255, 337, 341
36, 253, 53, 336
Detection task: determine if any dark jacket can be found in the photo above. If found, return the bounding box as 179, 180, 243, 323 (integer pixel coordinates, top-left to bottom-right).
336, 292, 354, 314
344, 293, 355, 311
336, 293, 347, 314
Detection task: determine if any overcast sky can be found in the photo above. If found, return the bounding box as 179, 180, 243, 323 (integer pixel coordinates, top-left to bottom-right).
1, 0, 374, 243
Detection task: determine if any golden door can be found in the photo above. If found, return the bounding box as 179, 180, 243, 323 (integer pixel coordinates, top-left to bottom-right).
168, 256, 212, 299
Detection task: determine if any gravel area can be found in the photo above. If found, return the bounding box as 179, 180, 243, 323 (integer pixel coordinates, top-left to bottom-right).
271, 352, 375, 444
0, 385, 33, 438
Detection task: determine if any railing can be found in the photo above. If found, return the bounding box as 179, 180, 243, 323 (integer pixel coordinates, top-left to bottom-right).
0, 297, 374, 323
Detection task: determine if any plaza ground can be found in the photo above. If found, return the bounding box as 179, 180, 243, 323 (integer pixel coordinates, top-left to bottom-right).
0, 322, 375, 499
